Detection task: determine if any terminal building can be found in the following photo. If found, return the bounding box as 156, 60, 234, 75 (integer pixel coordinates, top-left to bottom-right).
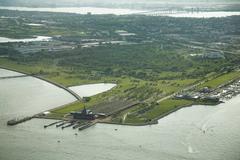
71, 107, 96, 120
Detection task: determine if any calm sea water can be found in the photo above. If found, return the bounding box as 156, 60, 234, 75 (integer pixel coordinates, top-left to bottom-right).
69, 83, 116, 97
0, 69, 240, 160
0, 68, 23, 77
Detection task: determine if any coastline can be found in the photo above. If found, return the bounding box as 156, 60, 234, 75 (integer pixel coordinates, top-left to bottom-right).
99, 101, 222, 127
0, 67, 236, 128
35, 101, 222, 128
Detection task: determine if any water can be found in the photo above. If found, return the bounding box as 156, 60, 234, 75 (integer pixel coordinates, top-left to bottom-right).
1, 6, 240, 18
0, 6, 144, 15
0, 69, 240, 160
0, 68, 23, 77
165, 11, 240, 18
26, 23, 44, 26
0, 36, 52, 43
0, 69, 76, 117
69, 83, 116, 97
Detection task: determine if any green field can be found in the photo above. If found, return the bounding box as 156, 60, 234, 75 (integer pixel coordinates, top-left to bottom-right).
111, 99, 194, 124
1, 9, 240, 125
198, 71, 240, 89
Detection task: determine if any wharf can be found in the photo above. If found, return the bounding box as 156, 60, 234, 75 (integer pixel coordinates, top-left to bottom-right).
44, 120, 63, 128
78, 122, 95, 131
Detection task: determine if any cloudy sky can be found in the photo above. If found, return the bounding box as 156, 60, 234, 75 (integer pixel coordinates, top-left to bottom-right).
0, 0, 239, 8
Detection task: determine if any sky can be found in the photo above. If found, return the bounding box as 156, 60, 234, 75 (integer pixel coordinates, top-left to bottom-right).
0, 0, 239, 8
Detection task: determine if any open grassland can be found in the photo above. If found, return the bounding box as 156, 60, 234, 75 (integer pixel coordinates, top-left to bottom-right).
0, 57, 200, 123
1, 10, 240, 125
47, 77, 198, 119
111, 99, 194, 124
198, 71, 240, 89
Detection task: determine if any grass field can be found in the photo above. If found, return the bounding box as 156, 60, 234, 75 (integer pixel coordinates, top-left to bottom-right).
144, 99, 194, 120
198, 71, 240, 89
1, 10, 240, 125
111, 99, 194, 124
1, 57, 232, 124
2, 54, 239, 125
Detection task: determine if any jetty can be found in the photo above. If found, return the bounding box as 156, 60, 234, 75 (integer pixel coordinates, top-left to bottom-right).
35, 75, 81, 101
78, 122, 95, 131
61, 122, 75, 129
44, 120, 63, 128
0, 66, 81, 101
0, 75, 33, 80
73, 123, 85, 129
56, 122, 67, 128
7, 116, 33, 126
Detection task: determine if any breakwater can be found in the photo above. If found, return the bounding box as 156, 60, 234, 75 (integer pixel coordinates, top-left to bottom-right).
7, 116, 33, 126
0, 66, 81, 100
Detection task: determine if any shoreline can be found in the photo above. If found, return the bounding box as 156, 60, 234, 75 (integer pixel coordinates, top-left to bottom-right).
0, 66, 236, 128
99, 101, 222, 127
35, 101, 222, 128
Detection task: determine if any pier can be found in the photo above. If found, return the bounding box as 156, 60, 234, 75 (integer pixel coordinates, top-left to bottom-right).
73, 122, 86, 129
56, 122, 66, 128
44, 120, 63, 128
42, 120, 95, 131
61, 122, 75, 129
78, 122, 95, 131
7, 116, 33, 126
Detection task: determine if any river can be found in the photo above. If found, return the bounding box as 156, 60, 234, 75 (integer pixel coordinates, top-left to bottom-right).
0, 69, 240, 160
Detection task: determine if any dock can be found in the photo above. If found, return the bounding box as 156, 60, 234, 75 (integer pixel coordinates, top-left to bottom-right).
73, 122, 86, 129
61, 122, 75, 129
44, 120, 63, 128
56, 122, 67, 128
42, 120, 95, 131
78, 122, 95, 131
